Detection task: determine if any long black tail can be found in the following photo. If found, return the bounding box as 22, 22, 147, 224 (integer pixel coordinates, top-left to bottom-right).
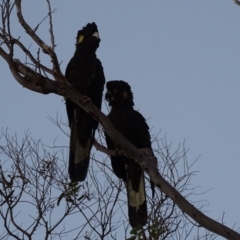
68, 109, 95, 182
126, 163, 147, 228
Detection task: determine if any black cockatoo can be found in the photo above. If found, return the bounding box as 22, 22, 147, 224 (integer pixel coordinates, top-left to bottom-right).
65, 22, 105, 182
105, 80, 154, 228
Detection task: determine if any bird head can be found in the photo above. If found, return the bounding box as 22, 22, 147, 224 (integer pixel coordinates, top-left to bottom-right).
75, 22, 100, 50
105, 80, 134, 107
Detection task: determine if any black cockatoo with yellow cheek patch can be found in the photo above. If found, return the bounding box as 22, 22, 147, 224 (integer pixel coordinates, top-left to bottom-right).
105, 80, 154, 228
65, 22, 105, 182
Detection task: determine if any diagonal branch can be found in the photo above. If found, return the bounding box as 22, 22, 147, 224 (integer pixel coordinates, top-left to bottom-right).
0, 48, 62, 94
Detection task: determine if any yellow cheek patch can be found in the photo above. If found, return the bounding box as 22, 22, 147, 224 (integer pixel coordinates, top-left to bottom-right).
122, 91, 129, 99
78, 35, 84, 43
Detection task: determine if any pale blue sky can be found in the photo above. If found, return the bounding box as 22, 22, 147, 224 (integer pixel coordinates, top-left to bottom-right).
1, 1, 240, 239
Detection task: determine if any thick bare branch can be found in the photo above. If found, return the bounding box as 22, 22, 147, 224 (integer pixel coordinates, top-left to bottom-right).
0, 49, 58, 93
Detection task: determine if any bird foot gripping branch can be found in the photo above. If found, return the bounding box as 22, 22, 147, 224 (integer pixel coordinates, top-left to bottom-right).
140, 148, 158, 169
80, 95, 92, 112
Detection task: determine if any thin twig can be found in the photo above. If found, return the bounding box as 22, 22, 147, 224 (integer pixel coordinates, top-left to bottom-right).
46, 0, 56, 50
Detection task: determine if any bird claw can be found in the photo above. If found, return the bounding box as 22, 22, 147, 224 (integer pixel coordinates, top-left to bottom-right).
82, 95, 92, 104
114, 147, 123, 157
81, 96, 92, 112
140, 148, 158, 168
